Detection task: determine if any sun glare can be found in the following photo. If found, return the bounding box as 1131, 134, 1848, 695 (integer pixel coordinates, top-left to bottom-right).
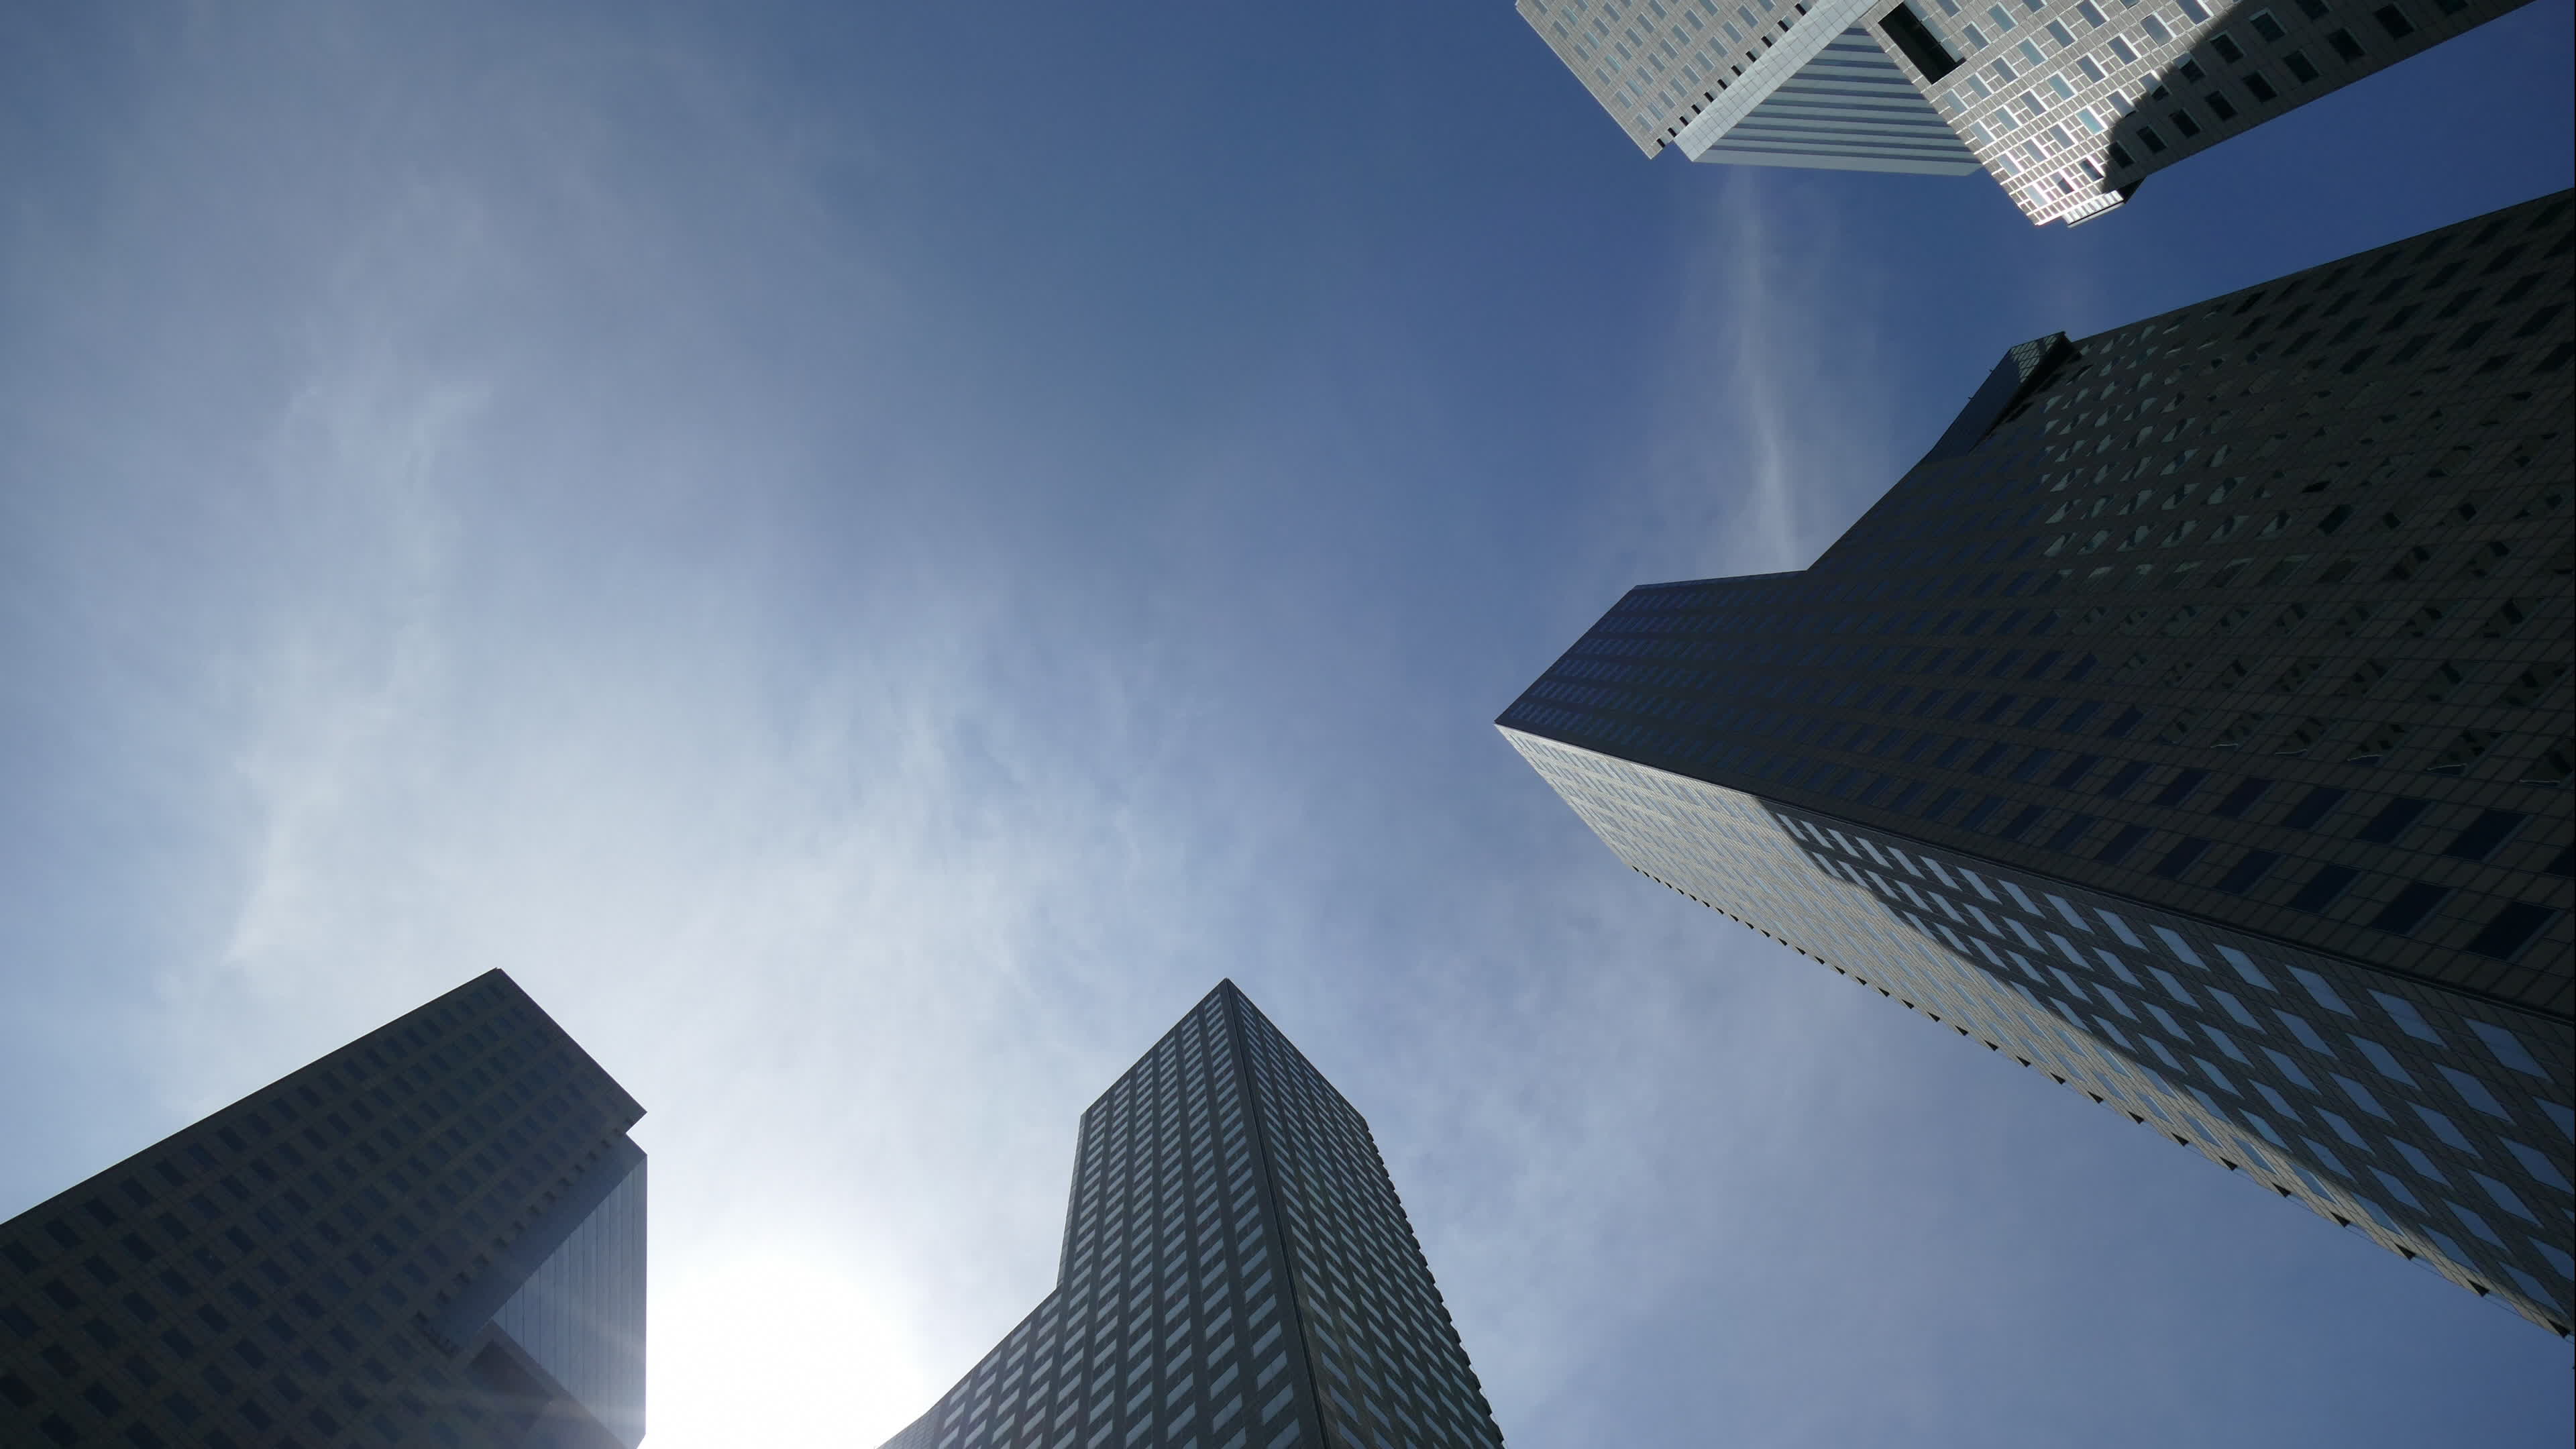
649, 1247, 932, 1448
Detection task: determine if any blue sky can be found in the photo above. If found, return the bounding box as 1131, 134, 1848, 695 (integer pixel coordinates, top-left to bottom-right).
1, 2, 2569, 1444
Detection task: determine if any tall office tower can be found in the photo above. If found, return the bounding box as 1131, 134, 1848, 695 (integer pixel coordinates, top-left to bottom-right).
879, 981, 1505, 1449
1519, 0, 1986, 174
0, 971, 647, 1449
1498, 192, 2575, 1332
1518, 0, 2536, 223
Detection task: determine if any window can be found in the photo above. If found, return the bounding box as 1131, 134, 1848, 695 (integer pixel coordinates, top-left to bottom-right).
2373, 3, 2414, 36
2021, 38, 2047, 64
2178, 0, 2212, 19
2107, 34, 2139, 60
2211, 777, 2272, 818
2210, 32, 2245, 61
2369, 991, 2441, 1044
2078, 0, 2108, 23
2288, 864, 2359, 912
2098, 824, 2153, 863
2346, 720, 2409, 763
2078, 54, 2106, 78
2169, 107, 2203, 136
2154, 837, 2212, 878
2276, 988, 2351, 1046
2096, 759, 2151, 798
2477, 598, 2530, 639
2279, 786, 2345, 830
2497, 661, 2566, 707
1880, 3, 1966, 79
2327, 27, 2364, 58
2426, 729, 2496, 775
2249, 8, 2288, 39
2152, 769, 2210, 808
2206, 90, 2239, 119
2063, 914, 2132, 959
2368, 882, 2450, 935
2214, 851, 2280, 894
2442, 810, 2526, 862
2140, 15, 2171, 42
2244, 70, 2279, 99
2283, 48, 2320, 79
2467, 1021, 2546, 1078
2041, 814, 2098, 851
1987, 3, 2019, 30
2465, 902, 2557, 961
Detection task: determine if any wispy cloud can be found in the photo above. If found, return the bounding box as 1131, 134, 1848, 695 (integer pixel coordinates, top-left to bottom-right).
71, 113, 1948, 1444
1628, 170, 1922, 583
5, 9, 2568, 1449
135, 331, 1197, 1444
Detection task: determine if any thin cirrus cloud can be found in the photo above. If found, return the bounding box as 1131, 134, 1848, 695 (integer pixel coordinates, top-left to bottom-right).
1668, 174, 1915, 579
1, 4, 2571, 1449
1546, 168, 1933, 607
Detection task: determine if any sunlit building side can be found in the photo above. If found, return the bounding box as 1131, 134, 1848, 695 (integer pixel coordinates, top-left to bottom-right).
1518, 0, 2540, 223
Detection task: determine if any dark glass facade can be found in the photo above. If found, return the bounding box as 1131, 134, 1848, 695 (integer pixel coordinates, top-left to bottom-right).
0, 971, 647, 1449
879, 981, 1505, 1449
1499, 191, 2574, 1333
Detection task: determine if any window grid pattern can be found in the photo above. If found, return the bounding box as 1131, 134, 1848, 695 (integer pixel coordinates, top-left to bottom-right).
1501, 192, 2572, 1016
881, 985, 1505, 1449
1520, 0, 1839, 154
1694, 26, 1985, 174
0, 971, 647, 1449
1504, 729, 2573, 1332
1527, 0, 2536, 226
1869, 0, 2534, 224
1236, 1004, 1503, 1449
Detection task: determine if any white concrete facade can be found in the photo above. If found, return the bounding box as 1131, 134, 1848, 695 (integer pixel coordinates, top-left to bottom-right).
1523, 0, 2540, 223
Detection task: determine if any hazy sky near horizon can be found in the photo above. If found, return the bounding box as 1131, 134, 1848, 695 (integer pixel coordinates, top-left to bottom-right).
2, 3, 2571, 1445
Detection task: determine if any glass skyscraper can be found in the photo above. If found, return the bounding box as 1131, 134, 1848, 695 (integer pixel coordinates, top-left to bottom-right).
0, 971, 647, 1449
1519, 0, 2540, 223
879, 981, 1506, 1449
1499, 191, 2573, 1332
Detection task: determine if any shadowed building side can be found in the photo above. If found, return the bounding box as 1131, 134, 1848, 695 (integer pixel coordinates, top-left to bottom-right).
1499, 191, 2575, 1333
0, 971, 647, 1449
878, 981, 1505, 1449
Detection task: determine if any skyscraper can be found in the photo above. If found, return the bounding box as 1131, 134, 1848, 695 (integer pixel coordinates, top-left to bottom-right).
1497, 191, 2573, 1332
878, 981, 1506, 1449
0, 971, 647, 1449
1521, 0, 1984, 174
1519, 0, 2538, 223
